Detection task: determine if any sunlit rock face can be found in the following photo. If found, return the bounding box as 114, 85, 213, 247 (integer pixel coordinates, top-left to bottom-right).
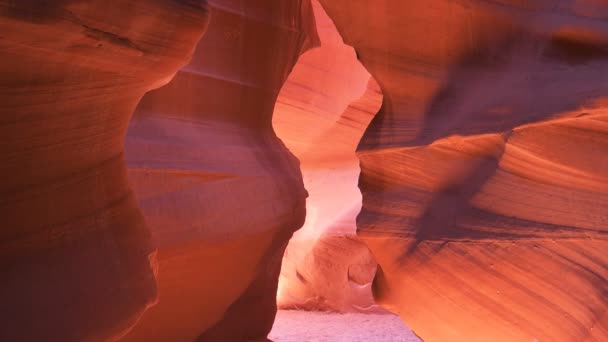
319, 0, 608, 341
123, 1, 317, 340
0, 2, 208, 341
273, 0, 384, 312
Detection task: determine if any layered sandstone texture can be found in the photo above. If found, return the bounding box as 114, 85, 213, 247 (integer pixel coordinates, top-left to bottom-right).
319, 0, 608, 341
273, 0, 384, 313
123, 1, 317, 341
0, 1, 208, 341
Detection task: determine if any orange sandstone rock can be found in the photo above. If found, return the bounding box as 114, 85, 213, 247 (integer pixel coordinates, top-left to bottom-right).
273, 0, 384, 312
122, 1, 318, 340
0, 1, 209, 341
319, 0, 608, 340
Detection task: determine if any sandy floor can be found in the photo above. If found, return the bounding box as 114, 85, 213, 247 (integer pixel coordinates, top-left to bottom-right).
269, 310, 420, 342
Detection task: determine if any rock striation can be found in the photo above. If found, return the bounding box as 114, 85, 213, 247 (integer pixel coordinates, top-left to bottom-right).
4, 1, 608, 341
319, 0, 608, 340
122, 1, 317, 340
0, 1, 209, 341
273, 0, 384, 313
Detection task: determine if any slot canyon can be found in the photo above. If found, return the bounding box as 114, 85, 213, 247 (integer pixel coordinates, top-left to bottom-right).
1, 0, 607, 341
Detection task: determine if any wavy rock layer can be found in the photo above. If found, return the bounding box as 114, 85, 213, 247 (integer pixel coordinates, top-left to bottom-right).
273, 0, 384, 312
0, 2, 208, 341
122, 1, 317, 341
319, 0, 608, 341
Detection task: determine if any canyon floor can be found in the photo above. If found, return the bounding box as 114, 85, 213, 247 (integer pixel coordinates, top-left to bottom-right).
269, 310, 421, 342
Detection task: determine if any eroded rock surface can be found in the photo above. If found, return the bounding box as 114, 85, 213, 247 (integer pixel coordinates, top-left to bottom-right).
0, 0, 208, 341
273, 0, 384, 313
123, 1, 317, 340
4, 1, 608, 341
319, 0, 608, 340
0, 1, 208, 341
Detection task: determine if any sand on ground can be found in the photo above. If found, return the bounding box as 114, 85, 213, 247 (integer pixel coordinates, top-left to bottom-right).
269, 310, 420, 342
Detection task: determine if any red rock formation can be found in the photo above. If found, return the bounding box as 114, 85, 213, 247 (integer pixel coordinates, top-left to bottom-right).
273, 0, 384, 312
122, 1, 317, 340
319, 0, 608, 340
6, 1, 608, 341
0, 1, 208, 341
275, 79, 384, 312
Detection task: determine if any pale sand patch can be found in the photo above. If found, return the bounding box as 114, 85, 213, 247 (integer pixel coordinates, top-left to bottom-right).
269, 310, 421, 342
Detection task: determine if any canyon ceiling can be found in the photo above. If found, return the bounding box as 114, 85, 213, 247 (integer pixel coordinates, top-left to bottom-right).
1, 0, 608, 341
